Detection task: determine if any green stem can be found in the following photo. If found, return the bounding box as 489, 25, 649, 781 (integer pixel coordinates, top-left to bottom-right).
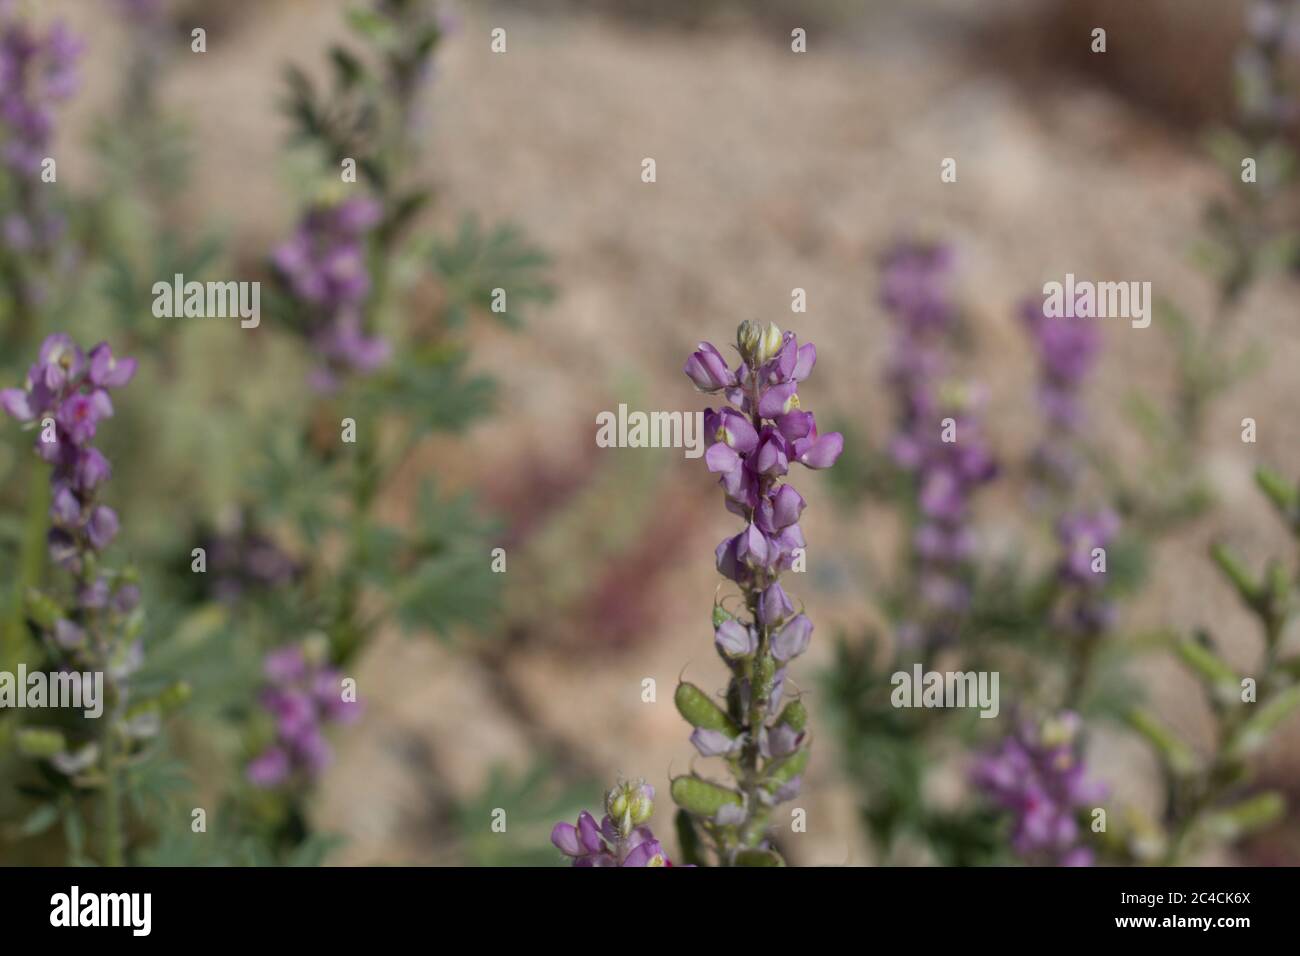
100, 713, 122, 867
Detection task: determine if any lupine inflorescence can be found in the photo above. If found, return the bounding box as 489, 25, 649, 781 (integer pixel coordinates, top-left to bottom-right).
972, 712, 1106, 867
2, 334, 136, 571
0, 3, 80, 266
1055, 508, 1121, 638
881, 242, 996, 649
2, 335, 164, 866
246, 638, 362, 788
1021, 298, 1101, 494
672, 320, 841, 864
551, 780, 673, 866
272, 196, 391, 393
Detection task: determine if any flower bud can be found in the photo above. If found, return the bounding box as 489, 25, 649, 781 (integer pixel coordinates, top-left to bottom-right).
737, 320, 783, 368
605, 779, 655, 829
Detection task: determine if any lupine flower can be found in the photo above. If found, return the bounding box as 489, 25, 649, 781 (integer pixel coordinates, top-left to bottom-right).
551, 780, 673, 867
0, 4, 82, 263
246, 639, 362, 788
881, 243, 997, 647
1021, 298, 1101, 491
673, 321, 838, 861
2, 335, 137, 570
973, 712, 1106, 866
271, 196, 390, 392
3, 335, 150, 783
1055, 508, 1121, 635
0, 6, 81, 174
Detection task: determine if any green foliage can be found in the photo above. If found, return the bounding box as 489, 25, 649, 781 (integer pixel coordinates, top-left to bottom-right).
430, 216, 554, 329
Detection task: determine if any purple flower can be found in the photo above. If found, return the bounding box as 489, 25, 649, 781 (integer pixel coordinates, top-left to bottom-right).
880, 241, 956, 336
273, 197, 390, 389
87, 342, 138, 389
1021, 297, 1101, 490
85, 506, 119, 551
247, 639, 362, 788
881, 243, 997, 649
3, 336, 136, 566
715, 618, 756, 658
677, 321, 838, 859
685, 342, 735, 392
973, 713, 1107, 866
246, 747, 291, 788
758, 581, 793, 627
1054, 508, 1121, 636
552, 781, 674, 866
771, 613, 812, 662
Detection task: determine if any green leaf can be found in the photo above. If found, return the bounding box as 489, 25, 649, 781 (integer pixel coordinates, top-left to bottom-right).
1255, 467, 1298, 528
1174, 637, 1239, 703
430, 215, 553, 329
1126, 708, 1200, 776
1201, 792, 1285, 841
1227, 686, 1300, 759
1209, 542, 1263, 610
17, 803, 60, 838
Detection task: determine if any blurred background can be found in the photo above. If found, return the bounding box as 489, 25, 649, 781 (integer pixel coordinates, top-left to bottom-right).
2, 0, 1299, 866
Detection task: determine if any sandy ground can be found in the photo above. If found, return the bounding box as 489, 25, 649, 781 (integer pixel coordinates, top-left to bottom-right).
45, 0, 1300, 863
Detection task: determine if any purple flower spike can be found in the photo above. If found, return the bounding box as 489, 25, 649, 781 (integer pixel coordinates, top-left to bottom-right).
247, 639, 361, 788
675, 321, 838, 860
881, 242, 998, 650
973, 713, 1106, 867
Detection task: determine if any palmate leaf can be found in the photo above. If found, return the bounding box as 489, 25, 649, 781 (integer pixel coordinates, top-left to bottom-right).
390, 481, 501, 639
361, 345, 497, 439
249, 431, 344, 547
431, 215, 554, 329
